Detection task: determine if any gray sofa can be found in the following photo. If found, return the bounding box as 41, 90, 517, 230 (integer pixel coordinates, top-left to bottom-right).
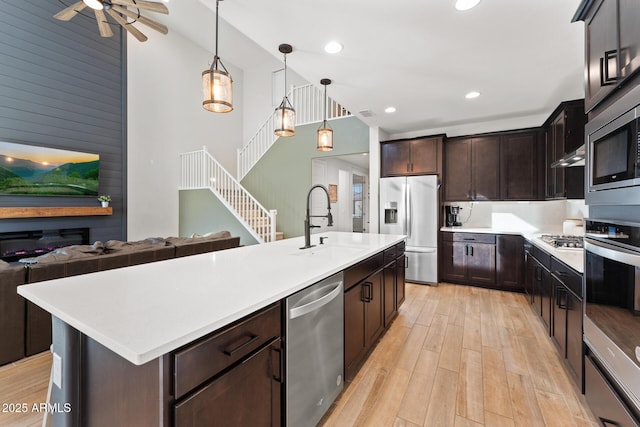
0, 231, 240, 364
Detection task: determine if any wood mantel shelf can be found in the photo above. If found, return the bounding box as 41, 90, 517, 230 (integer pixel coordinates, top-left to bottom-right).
0, 206, 113, 219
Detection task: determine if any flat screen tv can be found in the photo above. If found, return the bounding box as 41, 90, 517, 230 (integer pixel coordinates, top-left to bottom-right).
0, 141, 99, 197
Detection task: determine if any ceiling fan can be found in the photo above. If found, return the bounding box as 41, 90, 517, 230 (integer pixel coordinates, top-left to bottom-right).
54, 0, 169, 42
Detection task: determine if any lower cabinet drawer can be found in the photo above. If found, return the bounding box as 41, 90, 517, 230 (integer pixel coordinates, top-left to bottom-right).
174, 338, 282, 427
585, 353, 639, 427
173, 302, 281, 400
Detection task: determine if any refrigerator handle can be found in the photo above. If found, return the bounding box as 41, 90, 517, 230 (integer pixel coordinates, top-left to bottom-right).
406, 182, 412, 238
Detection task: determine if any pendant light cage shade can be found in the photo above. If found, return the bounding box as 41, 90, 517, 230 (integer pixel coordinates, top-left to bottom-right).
317, 125, 333, 151
202, 0, 233, 113
274, 44, 295, 137
202, 62, 233, 113
274, 97, 296, 137
317, 78, 333, 151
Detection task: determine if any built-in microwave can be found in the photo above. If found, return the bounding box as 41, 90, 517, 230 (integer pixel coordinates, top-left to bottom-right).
586, 84, 640, 205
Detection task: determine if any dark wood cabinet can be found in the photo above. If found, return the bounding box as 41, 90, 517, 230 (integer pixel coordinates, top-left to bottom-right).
344, 269, 385, 381
444, 136, 500, 201
381, 136, 441, 177
575, 0, 640, 114
543, 100, 586, 200
396, 252, 406, 307
496, 235, 524, 292
444, 138, 472, 201
584, 0, 618, 112
441, 232, 495, 286
500, 131, 540, 200
174, 339, 282, 427
383, 262, 396, 327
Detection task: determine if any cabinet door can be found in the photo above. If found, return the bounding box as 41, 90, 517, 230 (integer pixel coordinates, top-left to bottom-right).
585, 0, 619, 111
540, 267, 552, 333
500, 132, 538, 200
381, 141, 411, 177
551, 279, 567, 358
552, 115, 566, 198
396, 256, 406, 308
619, 0, 640, 80
466, 242, 496, 285
174, 339, 282, 427
364, 272, 385, 350
344, 284, 365, 379
496, 235, 524, 292
471, 136, 500, 200
409, 137, 438, 175
525, 250, 536, 305
545, 130, 555, 199
566, 290, 583, 389
444, 139, 471, 201
383, 264, 396, 327
440, 240, 466, 283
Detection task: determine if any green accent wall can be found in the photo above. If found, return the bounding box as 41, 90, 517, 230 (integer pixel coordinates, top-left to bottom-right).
179, 190, 259, 246
240, 116, 369, 238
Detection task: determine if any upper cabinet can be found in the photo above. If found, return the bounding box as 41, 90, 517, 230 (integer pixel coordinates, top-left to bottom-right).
380, 136, 443, 177
444, 130, 540, 201
543, 100, 586, 200
575, 0, 640, 114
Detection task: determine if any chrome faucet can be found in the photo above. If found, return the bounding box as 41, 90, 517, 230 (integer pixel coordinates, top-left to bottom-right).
301, 184, 333, 249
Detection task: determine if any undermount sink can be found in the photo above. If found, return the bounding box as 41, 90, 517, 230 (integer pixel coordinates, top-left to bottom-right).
289, 245, 365, 257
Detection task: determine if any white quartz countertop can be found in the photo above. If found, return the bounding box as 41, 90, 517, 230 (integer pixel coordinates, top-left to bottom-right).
440, 226, 583, 273
18, 232, 405, 365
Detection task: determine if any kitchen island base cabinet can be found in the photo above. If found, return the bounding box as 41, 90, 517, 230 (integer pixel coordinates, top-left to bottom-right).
344, 271, 384, 381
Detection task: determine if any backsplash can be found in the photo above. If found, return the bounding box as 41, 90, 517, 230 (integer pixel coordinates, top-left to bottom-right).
444, 200, 588, 234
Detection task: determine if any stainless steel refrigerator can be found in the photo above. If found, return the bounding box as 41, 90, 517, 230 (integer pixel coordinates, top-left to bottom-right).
380, 175, 438, 285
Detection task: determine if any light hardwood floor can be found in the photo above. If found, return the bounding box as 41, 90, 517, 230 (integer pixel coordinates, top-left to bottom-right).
321, 283, 597, 427
0, 283, 597, 426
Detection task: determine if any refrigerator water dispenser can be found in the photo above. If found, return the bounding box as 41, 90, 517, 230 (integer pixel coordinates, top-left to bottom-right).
384, 202, 398, 224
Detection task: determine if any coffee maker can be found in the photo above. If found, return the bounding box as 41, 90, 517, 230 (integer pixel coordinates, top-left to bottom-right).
445, 205, 462, 227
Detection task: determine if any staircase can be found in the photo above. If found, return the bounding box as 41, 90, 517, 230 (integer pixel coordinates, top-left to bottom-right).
179, 147, 277, 243
237, 83, 351, 181
180, 83, 352, 244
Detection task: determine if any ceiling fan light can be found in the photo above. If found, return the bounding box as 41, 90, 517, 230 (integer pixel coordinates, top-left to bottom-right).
83, 0, 105, 10
202, 67, 233, 113
317, 123, 333, 151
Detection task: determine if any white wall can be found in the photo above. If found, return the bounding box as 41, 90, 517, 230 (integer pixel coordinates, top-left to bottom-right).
127, 28, 244, 240
242, 61, 308, 143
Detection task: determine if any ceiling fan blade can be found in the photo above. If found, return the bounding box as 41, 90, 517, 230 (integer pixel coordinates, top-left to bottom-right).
111, 5, 168, 34
110, 0, 169, 14
94, 9, 114, 37
53, 1, 87, 21
106, 9, 148, 42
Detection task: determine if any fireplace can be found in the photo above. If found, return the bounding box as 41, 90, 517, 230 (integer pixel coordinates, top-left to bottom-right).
0, 228, 89, 263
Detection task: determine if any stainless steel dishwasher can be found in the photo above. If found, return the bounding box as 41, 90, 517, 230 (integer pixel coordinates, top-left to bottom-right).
286, 272, 344, 427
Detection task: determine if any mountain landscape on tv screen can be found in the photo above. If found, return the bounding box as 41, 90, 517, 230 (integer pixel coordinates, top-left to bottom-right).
0, 142, 99, 196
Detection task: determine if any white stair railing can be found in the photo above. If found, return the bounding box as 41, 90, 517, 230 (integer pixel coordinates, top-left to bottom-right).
179, 147, 277, 243
237, 83, 351, 180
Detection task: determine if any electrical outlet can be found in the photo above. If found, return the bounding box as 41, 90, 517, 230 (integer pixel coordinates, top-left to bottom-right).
53, 352, 62, 389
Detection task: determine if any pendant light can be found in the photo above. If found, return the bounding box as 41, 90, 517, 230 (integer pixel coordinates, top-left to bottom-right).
202, 0, 233, 113
274, 44, 296, 137
317, 79, 333, 151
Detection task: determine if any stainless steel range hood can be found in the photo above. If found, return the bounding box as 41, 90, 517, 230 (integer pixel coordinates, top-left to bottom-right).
551, 144, 585, 168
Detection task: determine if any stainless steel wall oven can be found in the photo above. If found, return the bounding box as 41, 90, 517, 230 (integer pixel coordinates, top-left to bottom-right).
584, 219, 640, 424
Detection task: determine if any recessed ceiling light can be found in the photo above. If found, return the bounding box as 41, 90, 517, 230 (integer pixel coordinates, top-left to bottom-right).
384, 106, 397, 113
455, 0, 481, 11
324, 41, 343, 54
362, 153, 368, 156
465, 91, 480, 99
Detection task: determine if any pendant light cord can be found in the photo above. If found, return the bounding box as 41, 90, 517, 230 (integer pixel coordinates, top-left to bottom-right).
283, 52, 288, 98
214, 0, 219, 61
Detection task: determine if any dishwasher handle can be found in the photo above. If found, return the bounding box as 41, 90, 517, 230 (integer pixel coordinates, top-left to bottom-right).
289, 282, 343, 319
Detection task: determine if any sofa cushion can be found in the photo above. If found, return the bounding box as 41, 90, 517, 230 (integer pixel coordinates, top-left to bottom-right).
167, 232, 238, 258
20, 241, 105, 264
104, 237, 168, 253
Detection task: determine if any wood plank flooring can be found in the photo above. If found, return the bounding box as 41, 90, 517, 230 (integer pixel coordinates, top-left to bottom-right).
0, 351, 50, 426
321, 283, 597, 427
0, 283, 597, 426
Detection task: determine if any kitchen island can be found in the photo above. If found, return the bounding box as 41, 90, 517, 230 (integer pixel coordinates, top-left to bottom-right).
18, 231, 405, 426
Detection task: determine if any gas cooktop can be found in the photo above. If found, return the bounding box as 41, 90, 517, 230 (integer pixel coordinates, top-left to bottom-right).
539, 234, 584, 249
